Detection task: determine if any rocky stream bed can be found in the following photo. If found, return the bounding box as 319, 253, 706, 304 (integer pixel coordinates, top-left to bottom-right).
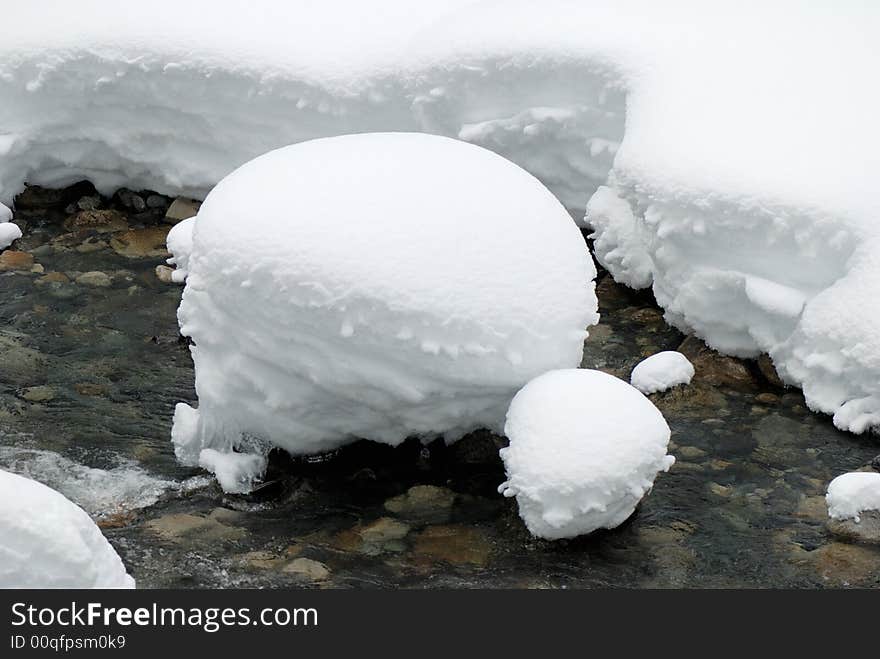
1, 183, 878, 588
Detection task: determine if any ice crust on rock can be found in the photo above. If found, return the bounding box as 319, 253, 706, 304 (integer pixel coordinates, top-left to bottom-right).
630, 351, 694, 395
499, 369, 674, 540
172, 133, 597, 486
826, 472, 880, 523
0, 469, 135, 588
1, 1, 878, 433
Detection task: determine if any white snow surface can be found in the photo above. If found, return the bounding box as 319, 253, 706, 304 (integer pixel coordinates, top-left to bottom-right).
826, 472, 880, 523
499, 369, 674, 539
172, 133, 597, 478
2, 1, 880, 432
166, 217, 195, 283
0, 469, 135, 588
630, 351, 694, 395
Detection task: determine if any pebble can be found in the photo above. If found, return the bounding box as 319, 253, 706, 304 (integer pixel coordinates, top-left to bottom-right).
155, 264, 174, 283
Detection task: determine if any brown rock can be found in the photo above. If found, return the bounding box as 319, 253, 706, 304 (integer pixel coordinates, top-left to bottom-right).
63, 209, 128, 233
110, 226, 170, 258
384, 485, 456, 523
281, 557, 330, 581
165, 197, 201, 224
678, 335, 757, 389
412, 525, 492, 567
0, 250, 34, 272
154, 264, 174, 283
827, 510, 880, 545
74, 383, 108, 397
35, 271, 70, 285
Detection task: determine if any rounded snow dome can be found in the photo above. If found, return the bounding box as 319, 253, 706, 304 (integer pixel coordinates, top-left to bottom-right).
499, 369, 674, 539
172, 133, 598, 482
0, 470, 135, 588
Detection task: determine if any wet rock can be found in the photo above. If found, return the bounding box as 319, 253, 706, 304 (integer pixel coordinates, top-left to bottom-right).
412, 525, 492, 567
30, 263, 44, 274
35, 272, 69, 286
165, 197, 201, 224
282, 557, 330, 582
74, 238, 108, 253
145, 512, 246, 545
0, 333, 47, 385
789, 541, 880, 586
709, 482, 732, 497
155, 265, 174, 283
146, 194, 171, 209
62, 209, 127, 233
208, 507, 244, 525
676, 445, 706, 460
333, 517, 411, 556
677, 335, 757, 390
384, 484, 456, 523
117, 189, 147, 212
110, 226, 170, 258
755, 392, 780, 405
14, 182, 94, 209
0, 250, 35, 272
75, 195, 102, 211
74, 383, 108, 397
757, 353, 786, 388
30, 244, 54, 257
827, 510, 880, 545
97, 511, 137, 529
20, 385, 55, 402
75, 271, 112, 287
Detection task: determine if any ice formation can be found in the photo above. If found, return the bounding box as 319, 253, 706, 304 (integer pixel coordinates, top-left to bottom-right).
826, 472, 880, 523
0, 469, 135, 588
499, 369, 674, 540
1, 1, 878, 432
630, 351, 694, 395
172, 133, 597, 486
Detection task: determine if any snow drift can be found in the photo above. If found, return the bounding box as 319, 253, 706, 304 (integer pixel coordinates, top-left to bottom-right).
0, 469, 135, 588
499, 369, 674, 539
172, 133, 597, 486
2, 1, 880, 432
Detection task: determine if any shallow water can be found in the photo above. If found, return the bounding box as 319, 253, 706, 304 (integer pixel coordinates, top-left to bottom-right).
1, 192, 878, 588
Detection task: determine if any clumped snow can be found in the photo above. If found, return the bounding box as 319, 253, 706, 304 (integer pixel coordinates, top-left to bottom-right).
630, 351, 694, 394
0, 469, 135, 588
166, 216, 195, 283
499, 369, 674, 540
826, 472, 880, 523
0, 221, 21, 250
172, 133, 597, 488
1, 1, 878, 433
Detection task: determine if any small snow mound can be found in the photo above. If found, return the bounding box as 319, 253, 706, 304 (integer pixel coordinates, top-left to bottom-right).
0, 469, 135, 588
166, 216, 195, 283
499, 369, 674, 540
198, 449, 267, 494
630, 350, 694, 394
172, 133, 598, 490
0, 214, 21, 249
826, 472, 880, 523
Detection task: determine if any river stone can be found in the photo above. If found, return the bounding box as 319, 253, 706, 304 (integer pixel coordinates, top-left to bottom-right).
110, 227, 169, 258
412, 525, 492, 567
678, 335, 757, 389
0, 333, 47, 385
63, 209, 127, 233
75, 271, 112, 287
164, 197, 201, 224
21, 385, 55, 402
827, 510, 880, 545
384, 485, 456, 523
155, 265, 174, 283
0, 250, 34, 272
145, 512, 246, 545
281, 557, 330, 582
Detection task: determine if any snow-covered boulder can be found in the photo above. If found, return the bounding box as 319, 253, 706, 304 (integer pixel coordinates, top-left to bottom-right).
826, 472, 880, 523
0, 222, 21, 250
0, 469, 135, 588
630, 351, 694, 394
499, 369, 674, 540
172, 133, 598, 489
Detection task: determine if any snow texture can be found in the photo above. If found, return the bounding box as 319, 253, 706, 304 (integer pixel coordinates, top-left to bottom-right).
0, 469, 135, 588
630, 351, 694, 395
172, 133, 597, 482
826, 472, 880, 523
166, 216, 195, 283
499, 369, 674, 539
2, 1, 879, 432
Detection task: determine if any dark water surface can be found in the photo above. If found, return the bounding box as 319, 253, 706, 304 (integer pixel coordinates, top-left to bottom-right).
1, 194, 878, 588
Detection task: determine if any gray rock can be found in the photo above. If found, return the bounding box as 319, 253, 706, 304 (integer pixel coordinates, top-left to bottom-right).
76, 195, 102, 211
164, 197, 201, 224
384, 484, 456, 523
827, 510, 880, 545
281, 557, 330, 581
155, 265, 174, 283
21, 385, 55, 402
146, 194, 170, 209
75, 271, 112, 287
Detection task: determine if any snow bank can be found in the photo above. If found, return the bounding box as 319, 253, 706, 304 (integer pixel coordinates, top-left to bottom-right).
631, 351, 694, 395
172, 133, 597, 484
0, 469, 135, 588
2, 1, 879, 432
499, 369, 674, 539
826, 472, 880, 523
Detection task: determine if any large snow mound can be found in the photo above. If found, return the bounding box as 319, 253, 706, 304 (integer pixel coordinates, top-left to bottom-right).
172, 133, 597, 480
631, 351, 694, 395
2, 1, 879, 432
0, 469, 135, 588
499, 369, 674, 540
826, 472, 880, 523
